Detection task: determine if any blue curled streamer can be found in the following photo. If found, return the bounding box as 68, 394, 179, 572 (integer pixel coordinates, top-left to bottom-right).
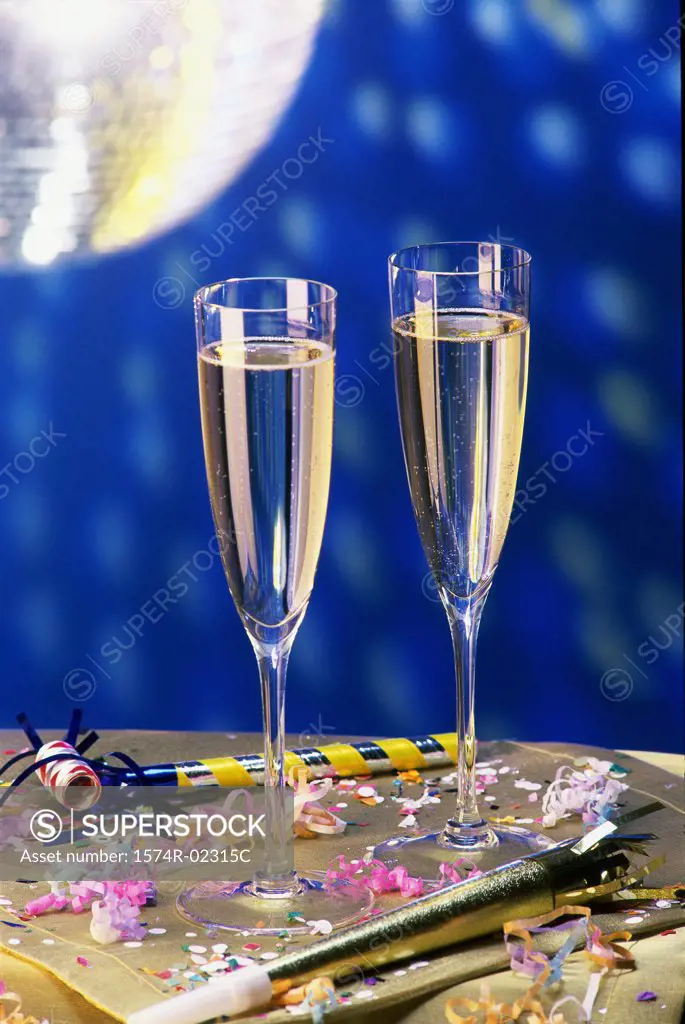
544, 922, 589, 986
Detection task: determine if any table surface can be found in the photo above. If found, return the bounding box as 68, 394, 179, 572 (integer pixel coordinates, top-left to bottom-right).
1, 733, 683, 1023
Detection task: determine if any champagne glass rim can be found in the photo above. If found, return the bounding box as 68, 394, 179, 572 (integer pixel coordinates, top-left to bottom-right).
195, 276, 337, 313
389, 241, 532, 276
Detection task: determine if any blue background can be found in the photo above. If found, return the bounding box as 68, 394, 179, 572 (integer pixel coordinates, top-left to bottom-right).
1, 0, 682, 753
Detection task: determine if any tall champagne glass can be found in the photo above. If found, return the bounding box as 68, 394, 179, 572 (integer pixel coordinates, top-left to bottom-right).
178, 278, 372, 932
375, 243, 551, 876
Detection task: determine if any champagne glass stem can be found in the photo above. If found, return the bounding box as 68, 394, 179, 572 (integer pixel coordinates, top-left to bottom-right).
442, 589, 490, 844
252, 639, 299, 896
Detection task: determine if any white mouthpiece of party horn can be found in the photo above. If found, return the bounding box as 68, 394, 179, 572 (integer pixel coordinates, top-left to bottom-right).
36, 740, 101, 810
127, 964, 272, 1024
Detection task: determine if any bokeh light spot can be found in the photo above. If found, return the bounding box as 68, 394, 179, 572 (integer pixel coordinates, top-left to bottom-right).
526, 0, 593, 56
279, 199, 319, 255
598, 369, 661, 446
529, 104, 584, 168
351, 82, 392, 139
595, 0, 645, 35
550, 518, 606, 591
585, 267, 645, 339
405, 97, 454, 159
621, 137, 679, 205
470, 0, 513, 43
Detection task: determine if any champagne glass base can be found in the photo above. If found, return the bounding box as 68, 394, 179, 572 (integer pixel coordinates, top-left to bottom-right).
371, 825, 554, 884
176, 874, 374, 935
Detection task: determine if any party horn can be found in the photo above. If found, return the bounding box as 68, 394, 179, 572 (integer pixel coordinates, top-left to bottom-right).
108, 733, 458, 787
127, 818, 662, 1024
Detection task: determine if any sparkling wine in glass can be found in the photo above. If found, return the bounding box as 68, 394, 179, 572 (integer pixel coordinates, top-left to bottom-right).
178, 278, 372, 932
374, 243, 552, 876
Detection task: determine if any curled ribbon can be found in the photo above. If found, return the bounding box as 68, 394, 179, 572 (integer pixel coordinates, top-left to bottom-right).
446, 905, 635, 1024
288, 768, 346, 838
439, 860, 482, 886
0, 982, 46, 1023
23, 881, 150, 945
540, 760, 628, 828
274, 974, 338, 1023
325, 855, 424, 897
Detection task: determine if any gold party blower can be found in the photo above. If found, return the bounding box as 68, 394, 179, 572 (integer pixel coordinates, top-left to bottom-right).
129, 807, 663, 1024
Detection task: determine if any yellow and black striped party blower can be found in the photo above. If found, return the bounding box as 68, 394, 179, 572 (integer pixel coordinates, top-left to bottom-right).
111, 733, 459, 787
6, 714, 457, 792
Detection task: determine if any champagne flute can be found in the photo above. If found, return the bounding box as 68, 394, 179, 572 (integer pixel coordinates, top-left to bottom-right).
374, 243, 552, 876
178, 278, 372, 933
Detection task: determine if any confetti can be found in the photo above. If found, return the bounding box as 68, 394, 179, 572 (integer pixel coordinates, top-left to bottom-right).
307, 919, 333, 936
637, 991, 658, 1002
202, 961, 227, 975
76, 956, 92, 968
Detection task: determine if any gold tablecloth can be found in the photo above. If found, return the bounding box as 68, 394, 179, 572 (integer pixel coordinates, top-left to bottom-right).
1, 731, 683, 1023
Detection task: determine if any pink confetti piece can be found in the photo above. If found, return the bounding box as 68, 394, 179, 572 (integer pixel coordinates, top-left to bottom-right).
76, 956, 92, 968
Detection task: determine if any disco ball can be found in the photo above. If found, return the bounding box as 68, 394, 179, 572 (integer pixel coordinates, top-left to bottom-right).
0, 0, 325, 268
